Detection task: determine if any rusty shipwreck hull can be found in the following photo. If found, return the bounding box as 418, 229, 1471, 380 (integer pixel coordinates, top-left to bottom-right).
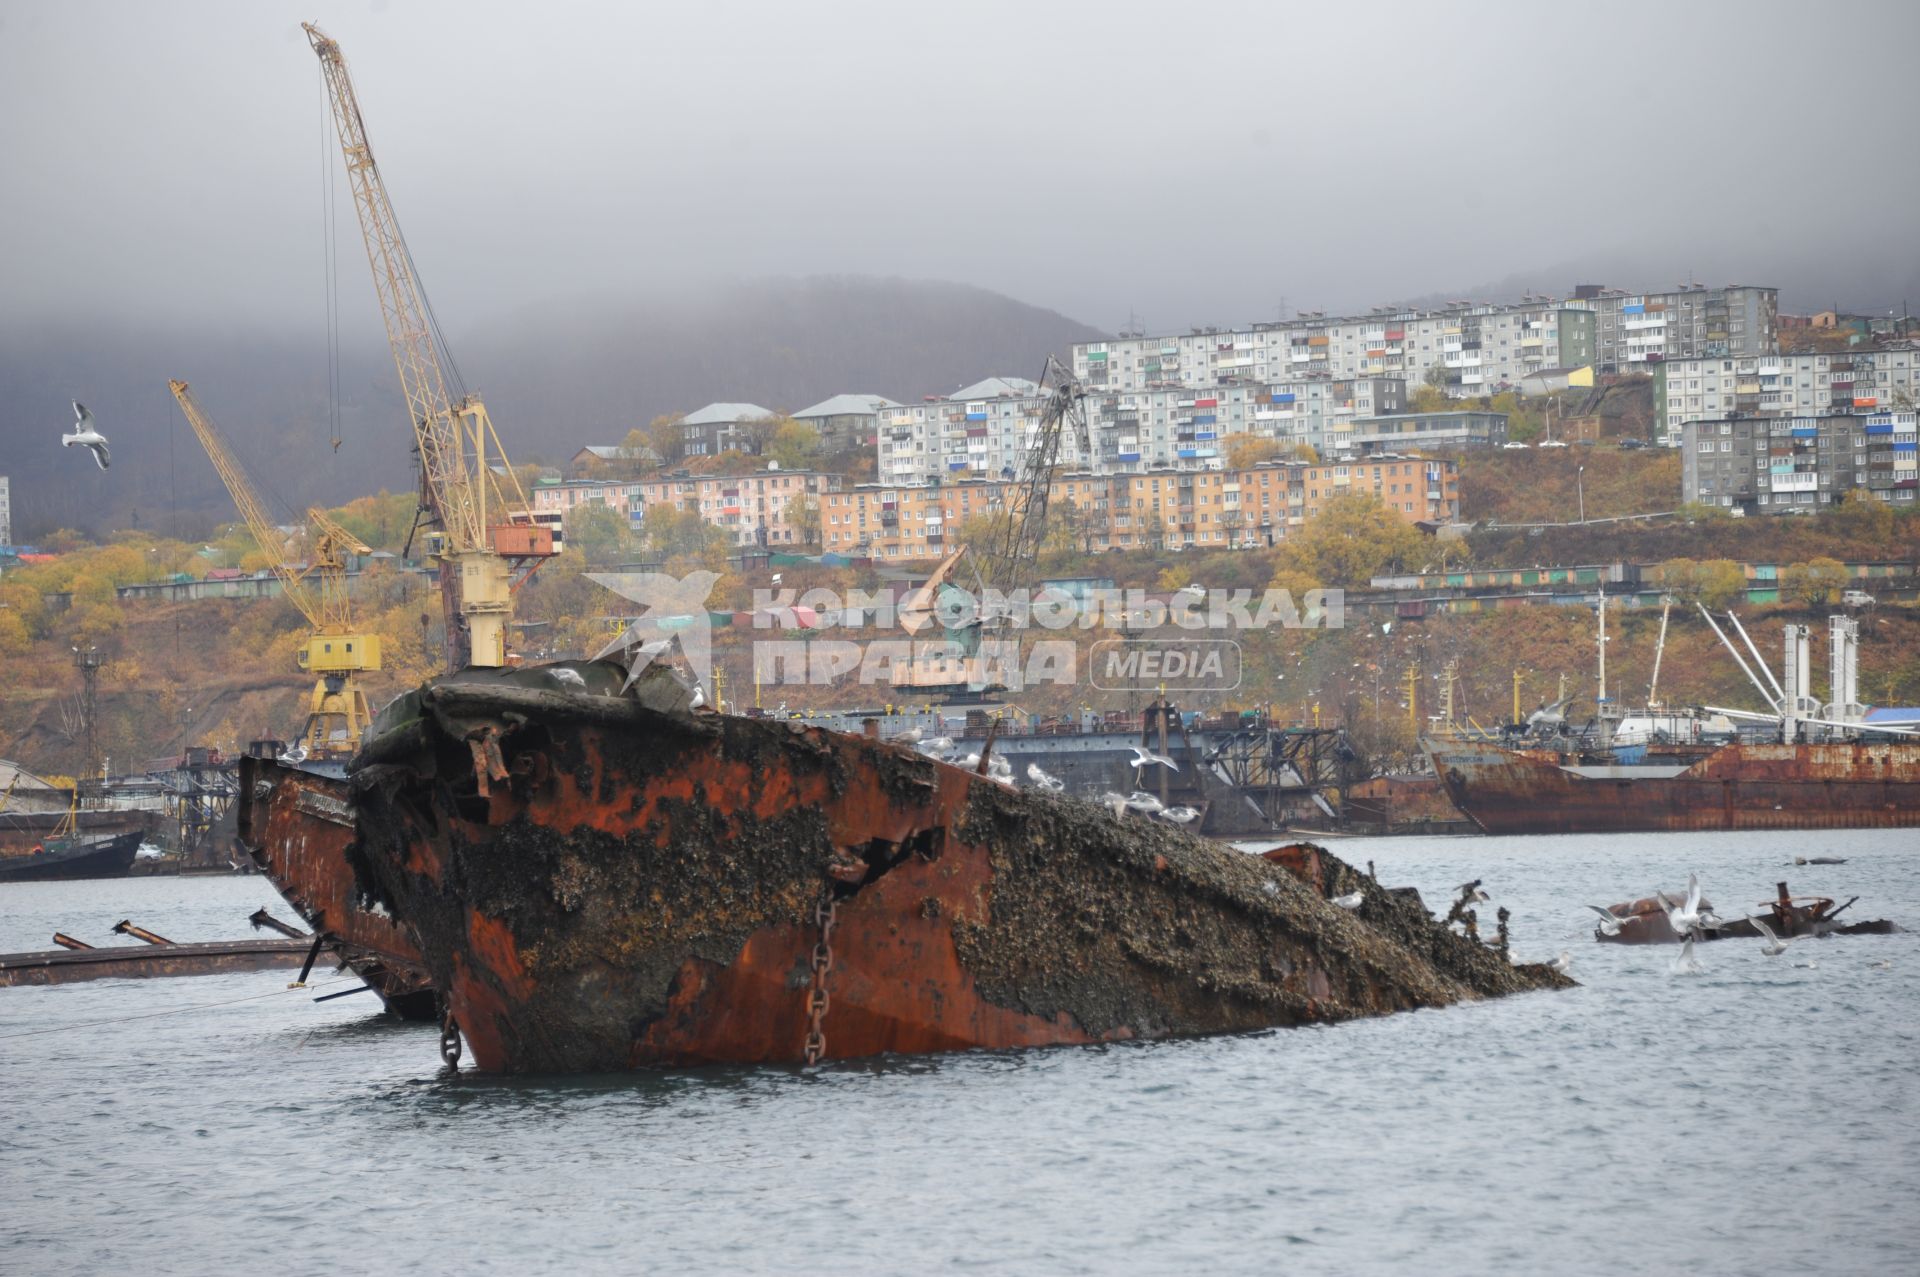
1592, 882, 1899, 945
237, 757, 436, 1019
255, 661, 1569, 1075
1425, 740, 1920, 835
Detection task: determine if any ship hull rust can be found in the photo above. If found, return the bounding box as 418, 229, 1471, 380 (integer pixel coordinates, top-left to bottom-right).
1426, 739, 1920, 835
234, 663, 1569, 1074
236, 757, 436, 1019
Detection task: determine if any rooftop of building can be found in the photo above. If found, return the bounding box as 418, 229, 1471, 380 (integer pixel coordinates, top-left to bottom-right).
793, 393, 903, 419
946, 376, 1040, 401
683, 402, 775, 426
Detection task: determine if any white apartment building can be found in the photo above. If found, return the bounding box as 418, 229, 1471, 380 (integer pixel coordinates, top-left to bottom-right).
875, 380, 1089, 487
1655, 346, 1919, 443
1574, 283, 1776, 370
1072, 304, 1595, 398
1085, 378, 1405, 467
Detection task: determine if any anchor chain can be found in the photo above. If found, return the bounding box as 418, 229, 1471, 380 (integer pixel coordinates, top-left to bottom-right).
802, 894, 838, 1066
440, 1010, 463, 1069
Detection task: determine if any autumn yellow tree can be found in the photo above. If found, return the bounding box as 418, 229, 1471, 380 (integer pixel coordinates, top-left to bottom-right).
1781, 557, 1849, 607
1273, 493, 1426, 587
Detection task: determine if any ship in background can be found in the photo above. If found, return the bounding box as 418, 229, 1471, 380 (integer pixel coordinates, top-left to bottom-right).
1428, 605, 1920, 834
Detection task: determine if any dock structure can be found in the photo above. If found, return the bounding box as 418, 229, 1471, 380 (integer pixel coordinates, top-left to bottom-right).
0, 913, 321, 986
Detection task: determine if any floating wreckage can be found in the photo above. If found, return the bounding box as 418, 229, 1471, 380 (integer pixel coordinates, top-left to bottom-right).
1589, 881, 1898, 946
242, 660, 1569, 1074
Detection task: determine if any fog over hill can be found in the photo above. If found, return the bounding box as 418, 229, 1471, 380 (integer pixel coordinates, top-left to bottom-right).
0, 276, 1103, 541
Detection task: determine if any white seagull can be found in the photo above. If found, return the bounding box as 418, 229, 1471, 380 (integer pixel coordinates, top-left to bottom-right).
1128, 745, 1180, 773
1332, 890, 1364, 910
1123, 790, 1165, 815
1750, 916, 1797, 957
62, 401, 111, 470
1671, 931, 1704, 975
546, 666, 586, 688
1026, 762, 1065, 792
1664, 872, 1708, 937
1547, 950, 1572, 974
689, 683, 707, 710
1584, 904, 1625, 937
1159, 805, 1199, 824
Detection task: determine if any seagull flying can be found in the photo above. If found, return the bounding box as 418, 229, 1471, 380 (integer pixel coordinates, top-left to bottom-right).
1332, 890, 1364, 910
1026, 762, 1065, 792
1671, 931, 1704, 975
62, 402, 110, 470
1750, 916, 1797, 957
1128, 745, 1179, 773
1665, 872, 1708, 937
1584, 904, 1624, 937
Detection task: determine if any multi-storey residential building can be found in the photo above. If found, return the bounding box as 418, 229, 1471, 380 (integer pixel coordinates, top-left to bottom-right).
820, 456, 1458, 559
1573, 283, 1777, 371
875, 379, 1089, 487
1681, 412, 1917, 513
1086, 378, 1406, 466
531, 477, 647, 527
681, 402, 775, 457
792, 393, 902, 454
1655, 346, 1920, 443
1072, 303, 1595, 398
0, 475, 10, 548
636, 468, 841, 546
878, 376, 1410, 482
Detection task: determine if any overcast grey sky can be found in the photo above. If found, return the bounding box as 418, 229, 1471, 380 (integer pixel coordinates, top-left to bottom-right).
4, 0, 1917, 336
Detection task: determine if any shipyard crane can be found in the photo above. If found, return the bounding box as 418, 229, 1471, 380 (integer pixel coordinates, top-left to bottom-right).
169, 379, 381, 758
305, 22, 555, 671
974, 354, 1091, 596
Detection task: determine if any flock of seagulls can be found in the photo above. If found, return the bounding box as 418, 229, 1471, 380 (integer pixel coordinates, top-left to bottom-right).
898, 731, 1201, 826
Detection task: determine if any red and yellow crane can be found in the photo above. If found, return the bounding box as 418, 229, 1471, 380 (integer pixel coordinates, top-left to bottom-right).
169, 379, 381, 757
305, 22, 555, 671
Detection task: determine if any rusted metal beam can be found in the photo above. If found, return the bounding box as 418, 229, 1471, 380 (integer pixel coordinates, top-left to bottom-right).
111, 920, 174, 946
1, 937, 316, 986
247, 908, 309, 940
52, 932, 93, 951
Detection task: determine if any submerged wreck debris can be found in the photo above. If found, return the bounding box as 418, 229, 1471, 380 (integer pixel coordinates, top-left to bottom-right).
245, 659, 1571, 1074
1591, 881, 1900, 945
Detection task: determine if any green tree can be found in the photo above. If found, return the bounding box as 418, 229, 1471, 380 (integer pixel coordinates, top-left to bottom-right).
563, 502, 631, 565
769, 421, 822, 472
1698, 559, 1748, 609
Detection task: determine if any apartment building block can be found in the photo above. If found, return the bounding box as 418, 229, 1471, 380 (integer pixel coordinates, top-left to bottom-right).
1574, 283, 1777, 371
1681, 412, 1917, 513
1087, 378, 1406, 466
875, 380, 1089, 487
792, 393, 902, 454
1072, 304, 1595, 398
1655, 346, 1920, 443
820, 456, 1458, 560
681, 402, 775, 457
636, 468, 842, 546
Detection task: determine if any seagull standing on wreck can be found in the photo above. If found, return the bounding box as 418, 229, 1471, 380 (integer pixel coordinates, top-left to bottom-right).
62, 402, 111, 469
1026, 762, 1065, 792
1332, 889, 1364, 910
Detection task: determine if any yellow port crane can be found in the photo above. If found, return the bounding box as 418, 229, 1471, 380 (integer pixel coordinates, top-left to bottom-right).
305, 22, 556, 671
169, 379, 382, 757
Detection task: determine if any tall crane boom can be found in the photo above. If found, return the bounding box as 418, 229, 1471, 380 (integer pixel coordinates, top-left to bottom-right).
975, 354, 1089, 595
169, 379, 381, 756
304, 22, 553, 670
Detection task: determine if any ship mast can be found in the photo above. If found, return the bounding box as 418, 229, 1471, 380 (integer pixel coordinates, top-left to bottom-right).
1646, 593, 1672, 708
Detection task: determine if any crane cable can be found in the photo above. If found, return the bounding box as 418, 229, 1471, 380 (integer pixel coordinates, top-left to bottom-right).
320, 64, 343, 455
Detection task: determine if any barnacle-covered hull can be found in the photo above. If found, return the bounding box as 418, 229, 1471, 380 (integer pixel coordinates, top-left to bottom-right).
250, 662, 1568, 1074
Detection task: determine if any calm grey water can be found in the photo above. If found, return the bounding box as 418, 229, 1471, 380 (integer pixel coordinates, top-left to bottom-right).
3, 830, 1917, 1275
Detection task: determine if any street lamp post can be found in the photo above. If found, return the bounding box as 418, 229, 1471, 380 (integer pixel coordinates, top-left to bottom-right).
1577, 464, 1585, 524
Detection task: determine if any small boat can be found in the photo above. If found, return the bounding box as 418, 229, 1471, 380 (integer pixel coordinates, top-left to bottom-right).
0, 830, 144, 883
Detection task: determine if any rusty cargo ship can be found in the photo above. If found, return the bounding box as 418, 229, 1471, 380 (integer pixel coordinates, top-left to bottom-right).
1425, 737, 1920, 835
242, 659, 1567, 1074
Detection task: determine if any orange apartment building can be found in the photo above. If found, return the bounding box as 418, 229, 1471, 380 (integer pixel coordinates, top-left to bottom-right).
635, 468, 841, 547
819, 456, 1459, 560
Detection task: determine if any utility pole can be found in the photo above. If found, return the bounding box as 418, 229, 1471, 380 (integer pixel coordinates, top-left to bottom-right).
73, 644, 105, 784
1577, 464, 1586, 524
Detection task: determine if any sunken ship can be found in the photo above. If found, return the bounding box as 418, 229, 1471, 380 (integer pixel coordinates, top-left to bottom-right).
242, 659, 1569, 1074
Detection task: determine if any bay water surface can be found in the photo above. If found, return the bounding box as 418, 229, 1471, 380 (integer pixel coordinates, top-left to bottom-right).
3, 828, 1916, 1274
